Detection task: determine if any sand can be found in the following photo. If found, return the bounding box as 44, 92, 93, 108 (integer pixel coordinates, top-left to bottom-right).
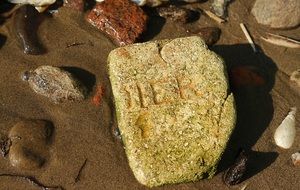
0, 0, 299, 189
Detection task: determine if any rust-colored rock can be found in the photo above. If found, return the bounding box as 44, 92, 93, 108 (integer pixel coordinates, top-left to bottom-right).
64, 0, 85, 11
86, 0, 148, 46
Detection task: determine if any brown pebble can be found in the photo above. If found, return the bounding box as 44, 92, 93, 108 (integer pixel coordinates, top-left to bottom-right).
156, 5, 198, 23
8, 120, 53, 170
64, 0, 85, 11
191, 27, 221, 46
9, 144, 45, 170
86, 0, 148, 46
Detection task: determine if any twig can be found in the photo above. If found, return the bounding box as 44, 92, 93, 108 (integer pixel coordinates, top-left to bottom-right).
261, 33, 300, 48
203, 10, 226, 23
66, 42, 85, 48
240, 23, 257, 53
75, 159, 88, 183
0, 174, 64, 190
240, 183, 249, 190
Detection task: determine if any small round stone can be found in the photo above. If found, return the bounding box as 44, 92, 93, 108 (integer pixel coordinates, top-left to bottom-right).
21, 71, 31, 81
8, 120, 53, 170
9, 144, 45, 170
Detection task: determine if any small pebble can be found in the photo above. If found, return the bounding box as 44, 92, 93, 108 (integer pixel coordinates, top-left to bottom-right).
0, 135, 11, 157
190, 27, 221, 46
24, 66, 87, 104
157, 5, 198, 23
86, 0, 148, 46
223, 149, 248, 186
291, 152, 300, 166
290, 69, 300, 86
212, 0, 231, 18
63, 0, 85, 11
274, 107, 296, 149
9, 144, 46, 170
8, 120, 53, 170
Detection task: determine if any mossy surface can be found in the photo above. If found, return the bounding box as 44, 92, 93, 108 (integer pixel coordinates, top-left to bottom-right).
108, 37, 236, 187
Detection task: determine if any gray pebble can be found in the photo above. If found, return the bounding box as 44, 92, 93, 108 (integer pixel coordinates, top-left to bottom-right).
24, 66, 87, 104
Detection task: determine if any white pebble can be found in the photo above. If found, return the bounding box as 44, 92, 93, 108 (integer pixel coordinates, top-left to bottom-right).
291, 152, 300, 166
274, 107, 297, 149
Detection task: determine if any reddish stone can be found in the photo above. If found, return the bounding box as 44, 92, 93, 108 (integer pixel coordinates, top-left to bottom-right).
91, 84, 104, 106
86, 0, 148, 46
229, 66, 265, 88
64, 0, 85, 12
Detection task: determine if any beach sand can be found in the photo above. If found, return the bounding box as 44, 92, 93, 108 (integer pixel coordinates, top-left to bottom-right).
0, 0, 299, 189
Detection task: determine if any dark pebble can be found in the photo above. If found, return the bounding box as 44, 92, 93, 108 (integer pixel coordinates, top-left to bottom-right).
223, 149, 248, 186
157, 5, 199, 23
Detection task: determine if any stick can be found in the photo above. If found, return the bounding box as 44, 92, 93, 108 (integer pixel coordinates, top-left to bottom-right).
240, 23, 257, 53
261, 33, 300, 48
66, 42, 85, 48
203, 10, 226, 24
0, 174, 64, 190
75, 159, 88, 183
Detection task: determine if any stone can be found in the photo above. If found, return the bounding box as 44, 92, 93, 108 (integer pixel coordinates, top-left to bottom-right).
86, 0, 148, 46
63, 0, 85, 11
108, 36, 236, 187
191, 27, 221, 46
291, 152, 300, 166
251, 0, 300, 29
8, 120, 53, 170
23, 66, 87, 104
157, 5, 198, 23
290, 69, 300, 86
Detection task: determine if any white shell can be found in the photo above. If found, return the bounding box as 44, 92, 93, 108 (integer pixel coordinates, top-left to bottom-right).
291, 152, 300, 166
274, 107, 297, 149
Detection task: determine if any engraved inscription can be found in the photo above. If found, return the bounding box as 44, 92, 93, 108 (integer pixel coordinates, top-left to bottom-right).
123, 76, 203, 110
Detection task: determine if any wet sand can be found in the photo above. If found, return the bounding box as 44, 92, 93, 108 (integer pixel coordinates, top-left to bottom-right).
0, 0, 300, 189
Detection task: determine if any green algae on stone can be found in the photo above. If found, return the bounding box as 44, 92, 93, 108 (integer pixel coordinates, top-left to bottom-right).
108, 36, 236, 187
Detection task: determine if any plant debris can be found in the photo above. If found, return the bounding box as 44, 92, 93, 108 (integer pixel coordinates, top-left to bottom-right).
203, 9, 226, 23
0, 174, 64, 190
75, 159, 88, 183
223, 149, 248, 186
261, 33, 300, 48
66, 42, 86, 48
240, 23, 257, 53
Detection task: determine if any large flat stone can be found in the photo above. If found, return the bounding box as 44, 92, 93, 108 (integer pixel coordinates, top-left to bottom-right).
108, 36, 236, 187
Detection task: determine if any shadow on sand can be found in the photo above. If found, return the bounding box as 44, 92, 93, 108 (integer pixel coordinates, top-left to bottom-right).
211, 44, 278, 181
